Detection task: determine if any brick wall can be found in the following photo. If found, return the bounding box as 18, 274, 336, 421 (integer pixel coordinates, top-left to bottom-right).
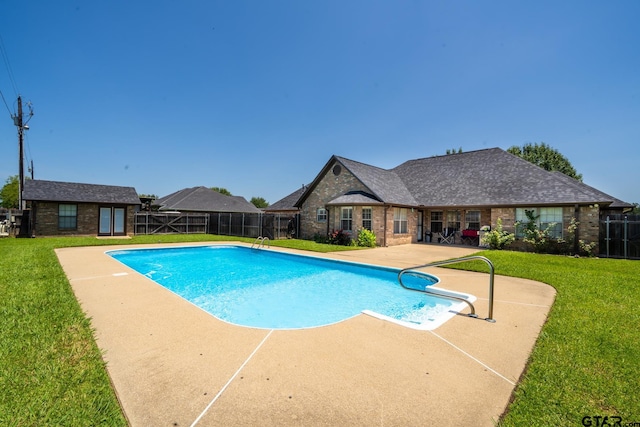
299, 163, 371, 240
577, 205, 600, 253
490, 207, 517, 232
325, 205, 389, 246
383, 206, 416, 246
490, 205, 600, 251
298, 160, 420, 246
33, 202, 135, 236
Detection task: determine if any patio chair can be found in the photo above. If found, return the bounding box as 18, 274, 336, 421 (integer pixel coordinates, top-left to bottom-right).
0, 220, 9, 237
461, 229, 479, 245
440, 228, 456, 244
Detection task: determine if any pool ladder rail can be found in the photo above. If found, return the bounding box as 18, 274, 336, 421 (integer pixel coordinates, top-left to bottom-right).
397, 256, 496, 323
251, 236, 270, 249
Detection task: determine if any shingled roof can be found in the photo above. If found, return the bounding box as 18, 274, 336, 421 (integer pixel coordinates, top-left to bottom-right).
295, 148, 630, 209
337, 157, 417, 205
547, 171, 630, 209
23, 180, 140, 204
393, 148, 628, 207
155, 186, 261, 213
265, 185, 307, 212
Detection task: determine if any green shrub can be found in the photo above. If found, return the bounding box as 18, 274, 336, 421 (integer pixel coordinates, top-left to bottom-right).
518, 209, 556, 253
312, 232, 329, 244
327, 229, 352, 246
356, 228, 377, 247
517, 213, 597, 256
481, 218, 515, 250
565, 217, 597, 257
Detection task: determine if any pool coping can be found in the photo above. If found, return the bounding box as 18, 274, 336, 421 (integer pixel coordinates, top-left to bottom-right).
56, 242, 556, 426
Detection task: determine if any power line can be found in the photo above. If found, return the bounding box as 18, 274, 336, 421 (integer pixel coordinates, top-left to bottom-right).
0, 32, 18, 117
0, 88, 12, 116
0, 32, 19, 96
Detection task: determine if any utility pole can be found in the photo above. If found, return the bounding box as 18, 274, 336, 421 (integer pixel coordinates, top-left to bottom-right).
12, 96, 32, 210
16, 96, 24, 209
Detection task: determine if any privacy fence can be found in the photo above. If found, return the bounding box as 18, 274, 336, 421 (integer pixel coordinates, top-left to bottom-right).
600, 214, 640, 260
135, 212, 299, 240
134, 212, 208, 235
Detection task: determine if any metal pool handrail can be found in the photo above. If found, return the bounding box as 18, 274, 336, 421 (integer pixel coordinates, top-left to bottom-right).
398, 270, 477, 317
397, 256, 496, 323
251, 236, 270, 249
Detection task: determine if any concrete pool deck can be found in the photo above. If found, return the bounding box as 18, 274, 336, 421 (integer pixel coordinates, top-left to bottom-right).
56, 242, 556, 426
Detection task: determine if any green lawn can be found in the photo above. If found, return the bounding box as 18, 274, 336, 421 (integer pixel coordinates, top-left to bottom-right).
0, 236, 638, 426
484, 251, 640, 426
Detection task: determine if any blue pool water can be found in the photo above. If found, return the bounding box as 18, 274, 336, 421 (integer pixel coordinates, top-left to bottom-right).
107, 245, 473, 330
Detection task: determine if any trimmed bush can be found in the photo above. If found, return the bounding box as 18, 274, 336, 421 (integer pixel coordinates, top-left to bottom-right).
356, 228, 377, 247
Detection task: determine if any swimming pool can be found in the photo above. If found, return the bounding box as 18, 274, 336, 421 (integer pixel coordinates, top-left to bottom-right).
107, 245, 475, 330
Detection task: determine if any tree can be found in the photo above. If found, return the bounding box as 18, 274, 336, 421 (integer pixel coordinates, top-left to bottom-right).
507, 142, 583, 181
445, 147, 463, 155
211, 187, 232, 196
0, 175, 19, 209
250, 197, 269, 208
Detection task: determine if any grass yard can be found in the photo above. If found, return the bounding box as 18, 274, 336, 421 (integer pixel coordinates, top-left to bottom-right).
485, 251, 640, 426
0, 236, 638, 426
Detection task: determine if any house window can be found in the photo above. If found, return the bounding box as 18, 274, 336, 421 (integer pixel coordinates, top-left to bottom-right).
340, 207, 353, 231
362, 207, 372, 230
515, 208, 530, 237
540, 207, 563, 239
516, 207, 563, 239
316, 208, 327, 222
393, 208, 408, 234
446, 210, 461, 231
430, 211, 443, 233
58, 204, 77, 230
465, 210, 480, 230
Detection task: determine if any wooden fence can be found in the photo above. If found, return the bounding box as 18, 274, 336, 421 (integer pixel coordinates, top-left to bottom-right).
134, 212, 208, 235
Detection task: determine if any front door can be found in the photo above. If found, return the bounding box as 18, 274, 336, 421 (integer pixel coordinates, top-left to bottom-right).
99, 207, 126, 236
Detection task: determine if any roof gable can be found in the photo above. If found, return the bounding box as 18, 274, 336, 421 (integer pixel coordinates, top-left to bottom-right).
295, 155, 416, 207
22, 180, 140, 205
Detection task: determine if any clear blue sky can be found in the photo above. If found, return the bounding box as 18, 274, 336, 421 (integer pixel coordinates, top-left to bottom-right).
1, 1, 638, 205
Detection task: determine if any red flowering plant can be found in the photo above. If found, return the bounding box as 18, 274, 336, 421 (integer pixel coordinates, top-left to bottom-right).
328, 229, 352, 246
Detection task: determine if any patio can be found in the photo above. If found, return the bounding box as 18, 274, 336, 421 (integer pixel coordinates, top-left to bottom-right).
56, 243, 555, 426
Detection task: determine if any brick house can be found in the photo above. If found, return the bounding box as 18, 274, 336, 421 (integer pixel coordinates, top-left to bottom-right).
22, 180, 141, 237
291, 148, 632, 249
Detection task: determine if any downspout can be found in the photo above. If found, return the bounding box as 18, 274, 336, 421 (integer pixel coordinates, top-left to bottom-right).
574, 204, 580, 255
30, 201, 36, 237
383, 205, 388, 247
326, 205, 330, 236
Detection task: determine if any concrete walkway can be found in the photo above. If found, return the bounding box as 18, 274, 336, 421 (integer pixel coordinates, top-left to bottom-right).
56, 242, 555, 426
